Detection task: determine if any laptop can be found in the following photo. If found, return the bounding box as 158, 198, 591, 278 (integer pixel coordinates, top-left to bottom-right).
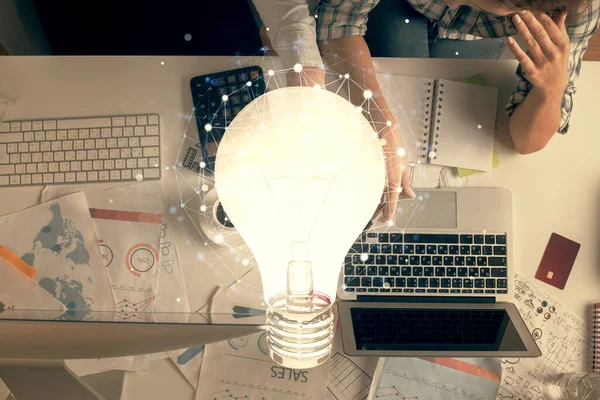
337, 187, 541, 358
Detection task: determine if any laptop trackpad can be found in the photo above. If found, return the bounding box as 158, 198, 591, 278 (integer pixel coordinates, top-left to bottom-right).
394, 191, 457, 229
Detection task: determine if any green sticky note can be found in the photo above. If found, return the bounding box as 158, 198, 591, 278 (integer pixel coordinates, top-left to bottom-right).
454, 73, 500, 177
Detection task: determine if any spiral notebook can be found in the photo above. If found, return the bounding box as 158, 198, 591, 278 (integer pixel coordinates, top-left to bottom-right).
377, 74, 499, 172
594, 303, 599, 372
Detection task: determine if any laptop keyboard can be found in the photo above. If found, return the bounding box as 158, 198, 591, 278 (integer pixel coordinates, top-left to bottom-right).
343, 233, 508, 295
351, 308, 506, 349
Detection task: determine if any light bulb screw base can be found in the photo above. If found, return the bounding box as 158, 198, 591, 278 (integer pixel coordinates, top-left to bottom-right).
266, 292, 334, 369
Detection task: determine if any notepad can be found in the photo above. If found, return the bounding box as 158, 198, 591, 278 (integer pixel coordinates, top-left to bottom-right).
376, 73, 498, 172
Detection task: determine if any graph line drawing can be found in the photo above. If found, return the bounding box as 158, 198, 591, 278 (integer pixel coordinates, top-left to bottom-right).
374, 386, 418, 399
213, 389, 266, 400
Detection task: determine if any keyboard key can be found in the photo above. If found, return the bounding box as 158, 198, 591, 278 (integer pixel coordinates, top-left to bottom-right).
344, 288, 355, 292
435, 267, 445, 277
424, 267, 434, 276
460, 234, 473, 244
454, 256, 465, 266
452, 278, 462, 288
486, 279, 496, 288
496, 235, 506, 244
475, 279, 485, 288
446, 267, 457, 277
449, 245, 459, 255
375, 254, 386, 265
491, 268, 507, 277
387, 255, 397, 265
407, 278, 417, 288
485, 235, 495, 244
441, 278, 451, 288
429, 278, 440, 287
409, 256, 419, 265
421, 256, 431, 265
404, 234, 459, 244
418, 278, 428, 288
378, 233, 388, 243
367, 266, 377, 276
356, 288, 367, 292
485, 290, 496, 294
32, 174, 42, 184
483, 246, 493, 255
463, 278, 473, 288
401, 267, 411, 276
390, 233, 402, 243
426, 245, 436, 254
432, 256, 443, 265
412, 267, 423, 276
395, 278, 406, 287
497, 279, 507, 288
390, 266, 400, 276
65, 172, 75, 182
344, 277, 360, 287
437, 245, 448, 254
443, 256, 453, 266
466, 256, 476, 266
477, 257, 487, 266
458, 267, 468, 277
361, 277, 372, 287
370, 244, 380, 253
378, 266, 389, 276
381, 244, 391, 254
356, 266, 366, 275
468, 268, 479, 277
480, 268, 491, 277
488, 257, 506, 266
383, 277, 394, 287
77, 172, 87, 182
398, 256, 408, 265
373, 278, 383, 287
403, 244, 414, 254
472, 246, 482, 255
494, 246, 506, 255
415, 245, 426, 254
392, 244, 403, 254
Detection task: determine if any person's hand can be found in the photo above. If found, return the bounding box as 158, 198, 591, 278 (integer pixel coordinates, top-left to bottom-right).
507, 10, 570, 97
380, 127, 416, 224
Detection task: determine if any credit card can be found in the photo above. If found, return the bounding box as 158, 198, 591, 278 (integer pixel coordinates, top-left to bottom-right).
535, 233, 581, 290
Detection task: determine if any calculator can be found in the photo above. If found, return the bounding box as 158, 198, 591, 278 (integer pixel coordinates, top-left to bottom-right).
189, 66, 267, 175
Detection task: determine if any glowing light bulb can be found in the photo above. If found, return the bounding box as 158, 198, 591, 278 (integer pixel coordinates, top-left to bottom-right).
215, 87, 385, 368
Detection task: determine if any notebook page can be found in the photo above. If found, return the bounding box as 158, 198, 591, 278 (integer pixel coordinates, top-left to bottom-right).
431, 79, 498, 171
375, 73, 433, 163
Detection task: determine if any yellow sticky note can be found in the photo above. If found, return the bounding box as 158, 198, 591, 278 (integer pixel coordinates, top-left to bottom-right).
454, 73, 500, 177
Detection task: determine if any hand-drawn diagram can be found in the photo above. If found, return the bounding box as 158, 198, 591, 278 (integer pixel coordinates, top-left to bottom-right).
497, 274, 590, 400
325, 353, 372, 400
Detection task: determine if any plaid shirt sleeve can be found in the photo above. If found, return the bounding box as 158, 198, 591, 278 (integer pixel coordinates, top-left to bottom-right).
314, 0, 380, 41
505, 1, 600, 134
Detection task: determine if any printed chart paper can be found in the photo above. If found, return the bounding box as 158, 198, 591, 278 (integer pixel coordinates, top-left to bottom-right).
0, 192, 115, 319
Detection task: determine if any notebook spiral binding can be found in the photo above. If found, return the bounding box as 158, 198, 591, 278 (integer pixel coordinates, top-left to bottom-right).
594, 303, 599, 372
421, 79, 444, 161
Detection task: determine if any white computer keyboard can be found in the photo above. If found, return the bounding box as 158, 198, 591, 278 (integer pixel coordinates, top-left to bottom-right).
0, 114, 161, 186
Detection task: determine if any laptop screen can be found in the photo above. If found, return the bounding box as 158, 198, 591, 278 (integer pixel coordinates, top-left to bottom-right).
350, 307, 527, 352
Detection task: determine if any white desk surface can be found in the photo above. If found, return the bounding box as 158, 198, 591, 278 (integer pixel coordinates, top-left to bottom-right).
1, 56, 599, 399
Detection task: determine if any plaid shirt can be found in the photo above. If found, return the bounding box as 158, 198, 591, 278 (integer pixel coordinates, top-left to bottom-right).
312, 0, 600, 134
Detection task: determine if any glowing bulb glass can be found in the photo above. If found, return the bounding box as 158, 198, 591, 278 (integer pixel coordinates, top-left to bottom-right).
215, 87, 385, 368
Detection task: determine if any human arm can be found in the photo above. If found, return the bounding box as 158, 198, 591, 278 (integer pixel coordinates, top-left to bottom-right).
318, 35, 416, 224
505, 3, 600, 154
251, 0, 325, 86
